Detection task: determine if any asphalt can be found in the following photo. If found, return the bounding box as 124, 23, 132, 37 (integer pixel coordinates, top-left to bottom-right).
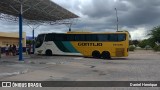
0, 50, 160, 90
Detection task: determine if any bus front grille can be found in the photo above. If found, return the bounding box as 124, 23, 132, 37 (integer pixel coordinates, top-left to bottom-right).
116, 48, 125, 57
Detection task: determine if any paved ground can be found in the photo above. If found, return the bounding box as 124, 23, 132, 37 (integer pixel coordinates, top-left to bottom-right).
0, 50, 160, 90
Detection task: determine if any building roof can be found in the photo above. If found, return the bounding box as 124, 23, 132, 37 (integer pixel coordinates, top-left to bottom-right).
0, 32, 26, 38
0, 0, 78, 23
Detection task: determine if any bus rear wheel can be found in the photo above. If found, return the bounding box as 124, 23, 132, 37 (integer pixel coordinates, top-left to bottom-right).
92, 50, 101, 58
101, 51, 111, 59
45, 50, 52, 56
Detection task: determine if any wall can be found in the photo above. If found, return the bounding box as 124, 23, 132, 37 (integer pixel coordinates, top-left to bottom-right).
0, 32, 26, 47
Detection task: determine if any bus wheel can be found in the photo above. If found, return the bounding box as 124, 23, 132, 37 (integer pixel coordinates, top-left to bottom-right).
45, 50, 52, 56
101, 51, 111, 59
92, 50, 101, 58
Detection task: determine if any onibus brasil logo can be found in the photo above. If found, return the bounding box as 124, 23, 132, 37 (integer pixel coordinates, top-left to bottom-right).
2, 82, 42, 87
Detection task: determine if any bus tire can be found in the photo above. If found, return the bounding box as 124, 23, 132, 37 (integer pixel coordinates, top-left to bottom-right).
101, 51, 111, 59
45, 49, 52, 56
92, 50, 101, 58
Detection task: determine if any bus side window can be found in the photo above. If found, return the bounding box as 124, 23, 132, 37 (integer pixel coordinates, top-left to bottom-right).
92, 34, 97, 41
85, 34, 97, 41
66, 34, 75, 41
118, 34, 126, 41
75, 34, 85, 41
45, 34, 55, 41
98, 34, 108, 41
109, 34, 118, 41
54, 34, 66, 41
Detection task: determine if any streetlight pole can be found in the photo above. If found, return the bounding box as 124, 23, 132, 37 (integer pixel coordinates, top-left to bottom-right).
115, 8, 118, 31
19, 0, 23, 61
27, 24, 40, 54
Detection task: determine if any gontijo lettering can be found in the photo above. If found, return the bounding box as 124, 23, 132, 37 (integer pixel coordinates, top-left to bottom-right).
78, 43, 102, 46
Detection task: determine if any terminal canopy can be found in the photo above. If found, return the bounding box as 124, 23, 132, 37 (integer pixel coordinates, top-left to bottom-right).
0, 0, 78, 23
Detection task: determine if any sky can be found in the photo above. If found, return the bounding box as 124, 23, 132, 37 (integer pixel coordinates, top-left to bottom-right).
0, 0, 160, 40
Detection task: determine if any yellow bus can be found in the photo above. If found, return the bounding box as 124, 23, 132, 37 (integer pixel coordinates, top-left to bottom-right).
35, 31, 129, 59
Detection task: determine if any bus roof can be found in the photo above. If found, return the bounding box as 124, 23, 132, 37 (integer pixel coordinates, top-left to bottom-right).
67, 31, 128, 34
38, 31, 129, 35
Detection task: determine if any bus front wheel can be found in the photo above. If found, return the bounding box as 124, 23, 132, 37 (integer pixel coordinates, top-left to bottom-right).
92, 50, 101, 58
101, 51, 111, 59
45, 50, 52, 56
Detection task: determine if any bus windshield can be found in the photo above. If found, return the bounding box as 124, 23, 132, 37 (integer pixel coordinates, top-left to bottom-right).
35, 34, 45, 48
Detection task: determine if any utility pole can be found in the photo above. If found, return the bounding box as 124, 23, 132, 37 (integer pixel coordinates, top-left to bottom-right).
115, 8, 118, 31
19, 0, 23, 61
27, 24, 41, 54
69, 23, 71, 32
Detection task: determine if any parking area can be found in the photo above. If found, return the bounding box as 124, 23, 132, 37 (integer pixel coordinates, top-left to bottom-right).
0, 50, 160, 89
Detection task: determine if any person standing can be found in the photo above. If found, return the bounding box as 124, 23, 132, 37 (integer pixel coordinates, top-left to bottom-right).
5, 44, 9, 56
27, 44, 31, 55
9, 45, 12, 56
0, 46, 1, 58
16, 45, 18, 55
12, 44, 16, 56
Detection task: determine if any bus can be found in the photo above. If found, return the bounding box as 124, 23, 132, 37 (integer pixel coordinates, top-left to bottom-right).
35, 31, 129, 59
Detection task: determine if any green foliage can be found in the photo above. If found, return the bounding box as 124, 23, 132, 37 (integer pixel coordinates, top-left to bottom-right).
138, 39, 149, 48
153, 45, 160, 51
148, 38, 156, 48
26, 40, 32, 44
129, 40, 133, 45
132, 40, 139, 46
129, 45, 135, 51
148, 26, 160, 47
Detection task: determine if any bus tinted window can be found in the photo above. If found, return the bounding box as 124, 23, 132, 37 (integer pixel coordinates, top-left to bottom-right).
35, 34, 45, 48
66, 34, 75, 41
98, 34, 108, 41
55, 34, 66, 41
45, 33, 54, 41
75, 34, 85, 41
109, 34, 118, 41
85, 34, 97, 41
43, 33, 126, 41
118, 34, 126, 41
108, 34, 126, 41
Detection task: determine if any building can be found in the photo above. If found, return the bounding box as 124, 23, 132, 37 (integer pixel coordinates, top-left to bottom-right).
0, 32, 26, 53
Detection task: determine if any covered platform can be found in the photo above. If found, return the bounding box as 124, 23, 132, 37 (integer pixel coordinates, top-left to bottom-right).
0, 0, 78, 60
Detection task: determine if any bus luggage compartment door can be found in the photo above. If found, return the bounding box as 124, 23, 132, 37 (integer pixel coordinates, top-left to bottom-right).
116, 48, 125, 57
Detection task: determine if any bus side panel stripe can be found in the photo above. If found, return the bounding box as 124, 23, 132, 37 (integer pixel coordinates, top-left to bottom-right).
62, 41, 79, 53
53, 41, 70, 52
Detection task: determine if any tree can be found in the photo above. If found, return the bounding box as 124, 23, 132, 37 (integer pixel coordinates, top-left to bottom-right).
129, 40, 133, 45
148, 26, 160, 47
26, 40, 32, 45
138, 39, 149, 48
132, 40, 139, 47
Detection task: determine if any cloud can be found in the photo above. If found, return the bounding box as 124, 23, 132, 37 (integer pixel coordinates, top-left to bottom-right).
123, 27, 149, 40
119, 0, 160, 27
1, 0, 160, 40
